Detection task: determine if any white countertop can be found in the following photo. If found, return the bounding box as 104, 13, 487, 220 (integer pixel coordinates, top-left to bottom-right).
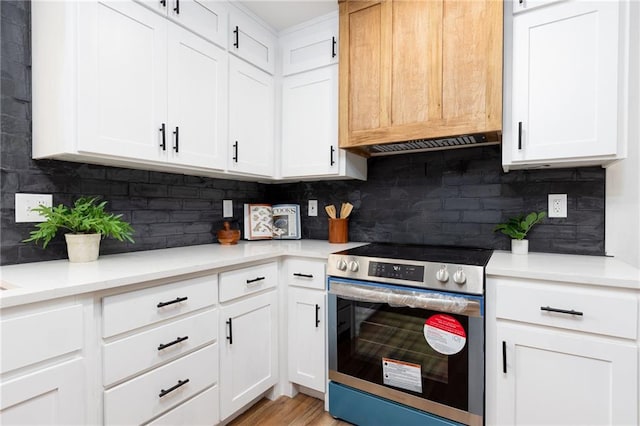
487, 250, 640, 289
0, 240, 367, 308
3, 243, 638, 309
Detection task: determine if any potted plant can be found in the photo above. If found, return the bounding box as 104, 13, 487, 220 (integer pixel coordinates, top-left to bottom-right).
494, 211, 546, 255
24, 196, 134, 262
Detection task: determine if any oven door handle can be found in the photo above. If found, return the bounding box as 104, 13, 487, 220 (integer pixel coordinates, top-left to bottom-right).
329, 282, 483, 317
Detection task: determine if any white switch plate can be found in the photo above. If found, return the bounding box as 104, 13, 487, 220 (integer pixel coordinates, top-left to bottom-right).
15, 193, 53, 222
223, 200, 233, 218
548, 194, 567, 218
308, 200, 318, 216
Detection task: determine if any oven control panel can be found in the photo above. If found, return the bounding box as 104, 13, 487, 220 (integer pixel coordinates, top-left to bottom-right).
368, 261, 424, 282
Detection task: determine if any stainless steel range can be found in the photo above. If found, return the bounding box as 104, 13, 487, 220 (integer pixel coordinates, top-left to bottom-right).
326, 243, 493, 426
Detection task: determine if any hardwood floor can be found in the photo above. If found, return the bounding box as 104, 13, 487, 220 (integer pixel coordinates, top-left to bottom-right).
227, 393, 351, 426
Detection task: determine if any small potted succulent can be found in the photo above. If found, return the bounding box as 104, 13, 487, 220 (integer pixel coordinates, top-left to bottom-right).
494, 211, 546, 255
24, 196, 134, 262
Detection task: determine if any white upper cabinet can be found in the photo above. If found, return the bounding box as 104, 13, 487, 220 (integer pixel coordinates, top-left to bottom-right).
228, 56, 275, 177
280, 13, 338, 76
502, 0, 630, 171
167, 23, 228, 169
228, 8, 277, 74
137, 0, 228, 47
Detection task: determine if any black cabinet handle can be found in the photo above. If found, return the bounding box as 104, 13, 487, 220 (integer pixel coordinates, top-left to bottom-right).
330, 146, 335, 166
315, 304, 320, 327
160, 0, 166, 7
157, 336, 189, 351
173, 126, 179, 153
246, 276, 265, 284
159, 379, 189, 398
518, 121, 523, 150
502, 341, 507, 374
226, 318, 233, 344
173, 0, 180, 14
331, 36, 337, 58
159, 123, 166, 151
293, 273, 313, 278
233, 141, 238, 162
233, 26, 239, 48
157, 296, 188, 308
540, 306, 584, 316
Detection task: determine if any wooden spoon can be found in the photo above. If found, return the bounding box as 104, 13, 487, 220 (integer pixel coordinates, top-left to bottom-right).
340, 202, 353, 218
325, 205, 337, 219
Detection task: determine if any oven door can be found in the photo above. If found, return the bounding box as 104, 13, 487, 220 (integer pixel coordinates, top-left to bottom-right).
328, 277, 484, 426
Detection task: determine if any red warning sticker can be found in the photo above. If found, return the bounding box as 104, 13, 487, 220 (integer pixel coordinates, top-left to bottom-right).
423, 314, 467, 355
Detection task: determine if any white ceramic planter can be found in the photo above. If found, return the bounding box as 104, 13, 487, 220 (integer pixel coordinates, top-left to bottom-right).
511, 239, 529, 255
65, 233, 101, 262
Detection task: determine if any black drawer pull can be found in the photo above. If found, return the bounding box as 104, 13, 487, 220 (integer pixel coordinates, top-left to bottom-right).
502, 341, 507, 374
159, 123, 166, 151
157, 336, 189, 351
160, 0, 166, 6
330, 145, 336, 166
159, 379, 189, 398
540, 306, 583, 316
331, 36, 337, 58
226, 318, 233, 345
173, 126, 179, 153
246, 276, 265, 284
173, 0, 180, 14
233, 141, 239, 162
315, 304, 320, 327
233, 25, 239, 48
518, 121, 523, 150
157, 296, 188, 308
293, 273, 313, 278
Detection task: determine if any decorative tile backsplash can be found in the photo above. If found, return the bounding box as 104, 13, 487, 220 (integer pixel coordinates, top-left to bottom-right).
0, 1, 605, 265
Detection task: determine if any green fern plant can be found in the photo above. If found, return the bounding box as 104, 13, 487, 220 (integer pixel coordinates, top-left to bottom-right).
494, 211, 547, 240
23, 197, 134, 248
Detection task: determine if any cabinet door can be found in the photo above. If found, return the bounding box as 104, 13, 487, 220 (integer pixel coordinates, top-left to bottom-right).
281, 66, 338, 178
339, 0, 502, 148
497, 323, 638, 425
219, 290, 278, 420
77, 0, 168, 162
281, 17, 338, 76
510, 1, 620, 162
168, 0, 228, 48
0, 359, 85, 425
168, 23, 227, 170
229, 9, 277, 74
287, 288, 326, 393
228, 56, 275, 177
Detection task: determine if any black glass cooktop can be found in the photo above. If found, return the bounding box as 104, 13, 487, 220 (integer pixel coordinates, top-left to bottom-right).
335, 243, 493, 266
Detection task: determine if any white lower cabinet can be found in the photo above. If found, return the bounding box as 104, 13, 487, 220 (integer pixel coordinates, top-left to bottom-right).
287, 287, 325, 392
219, 289, 278, 420
487, 277, 639, 425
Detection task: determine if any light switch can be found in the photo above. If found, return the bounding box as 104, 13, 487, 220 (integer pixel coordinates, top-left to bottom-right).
223, 200, 233, 218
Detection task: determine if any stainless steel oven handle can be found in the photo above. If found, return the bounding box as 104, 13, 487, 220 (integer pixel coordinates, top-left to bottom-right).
329, 282, 482, 317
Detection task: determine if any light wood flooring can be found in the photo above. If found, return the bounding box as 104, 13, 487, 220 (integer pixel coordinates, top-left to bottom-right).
227, 393, 351, 426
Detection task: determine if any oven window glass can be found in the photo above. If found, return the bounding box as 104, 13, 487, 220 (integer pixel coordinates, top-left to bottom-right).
336, 297, 470, 411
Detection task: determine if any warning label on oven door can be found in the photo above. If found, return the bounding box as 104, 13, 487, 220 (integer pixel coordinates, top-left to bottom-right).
424, 314, 467, 355
382, 358, 423, 393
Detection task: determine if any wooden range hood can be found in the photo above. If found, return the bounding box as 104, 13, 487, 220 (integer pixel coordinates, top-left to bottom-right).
338, 0, 503, 157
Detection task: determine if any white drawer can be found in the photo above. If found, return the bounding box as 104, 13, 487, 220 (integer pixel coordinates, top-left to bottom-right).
495, 279, 638, 339
0, 304, 83, 374
219, 262, 278, 302
103, 309, 218, 386
285, 259, 326, 290
147, 385, 219, 426
104, 343, 218, 425
103, 275, 218, 338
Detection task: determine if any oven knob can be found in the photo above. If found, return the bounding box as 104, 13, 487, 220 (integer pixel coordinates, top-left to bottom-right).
436, 266, 449, 283
453, 269, 467, 285
348, 261, 359, 272
336, 259, 348, 271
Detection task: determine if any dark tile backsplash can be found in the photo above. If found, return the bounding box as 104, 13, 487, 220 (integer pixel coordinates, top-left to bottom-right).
0, 1, 605, 265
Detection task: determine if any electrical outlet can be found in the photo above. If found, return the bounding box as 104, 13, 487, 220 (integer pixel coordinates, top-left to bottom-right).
223, 200, 233, 218
548, 194, 567, 218
308, 200, 318, 216
15, 193, 53, 222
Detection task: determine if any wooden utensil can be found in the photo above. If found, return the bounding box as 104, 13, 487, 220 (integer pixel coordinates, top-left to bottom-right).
325, 204, 337, 219
340, 202, 353, 219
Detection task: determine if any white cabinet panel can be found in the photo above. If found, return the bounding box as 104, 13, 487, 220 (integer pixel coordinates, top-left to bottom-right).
0, 359, 86, 426
168, 23, 227, 170
229, 9, 277, 74
219, 290, 278, 420
77, 0, 168, 162
219, 262, 278, 303
285, 258, 326, 290
281, 15, 338, 76
228, 56, 275, 177
287, 287, 325, 392
148, 385, 219, 426
497, 323, 638, 425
